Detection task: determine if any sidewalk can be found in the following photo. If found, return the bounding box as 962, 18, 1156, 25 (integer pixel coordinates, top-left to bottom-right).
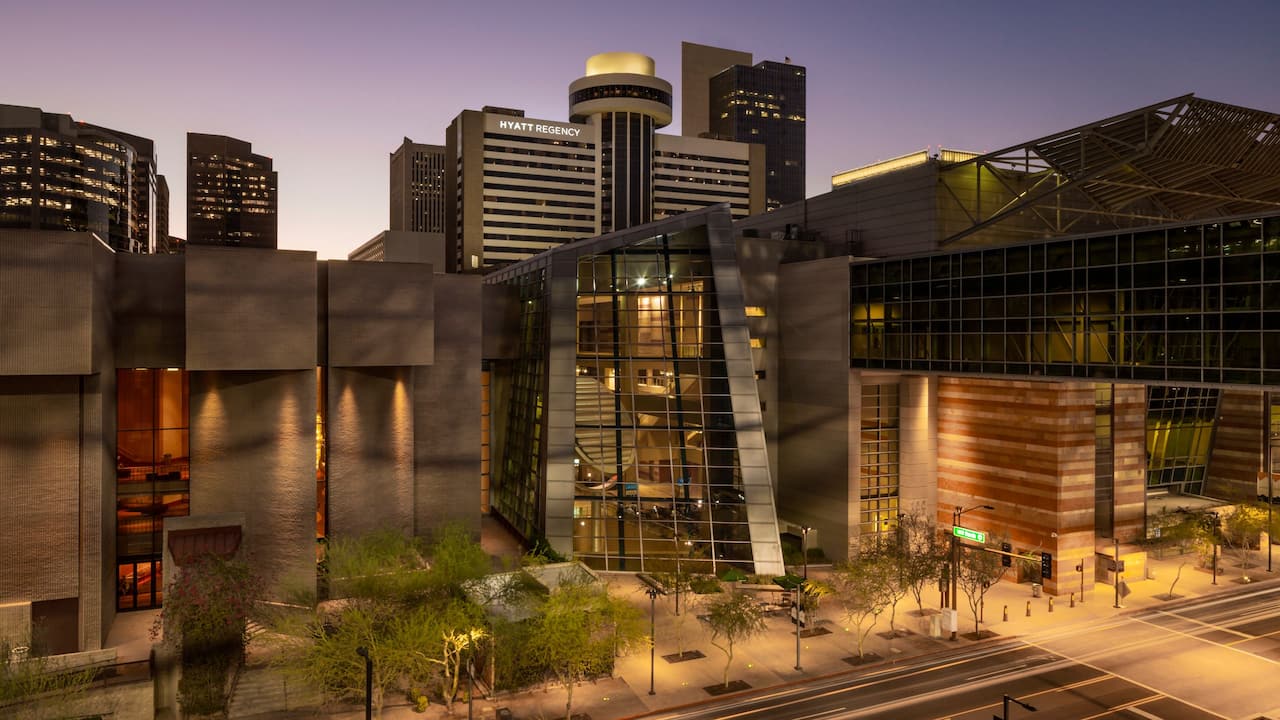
452, 549, 1279, 720
206, 546, 1280, 720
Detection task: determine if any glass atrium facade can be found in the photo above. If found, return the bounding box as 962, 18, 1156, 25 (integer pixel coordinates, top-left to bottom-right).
488, 212, 783, 575
851, 215, 1280, 384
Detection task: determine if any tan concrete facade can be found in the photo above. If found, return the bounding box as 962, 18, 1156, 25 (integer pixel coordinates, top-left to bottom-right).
0, 230, 481, 652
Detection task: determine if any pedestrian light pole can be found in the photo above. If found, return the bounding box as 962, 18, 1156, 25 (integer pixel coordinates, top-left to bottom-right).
645, 586, 659, 695
355, 646, 373, 720
951, 504, 993, 641
794, 584, 803, 672
801, 526, 812, 580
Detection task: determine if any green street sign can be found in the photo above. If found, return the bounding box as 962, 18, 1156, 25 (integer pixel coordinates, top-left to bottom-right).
953, 526, 986, 543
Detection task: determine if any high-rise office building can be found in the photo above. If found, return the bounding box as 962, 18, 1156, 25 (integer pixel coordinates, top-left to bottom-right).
709, 59, 806, 210
390, 138, 446, 233
186, 133, 278, 249
155, 174, 173, 253
680, 42, 752, 140
0, 104, 153, 253
442, 53, 764, 272
89, 127, 160, 253
681, 43, 807, 210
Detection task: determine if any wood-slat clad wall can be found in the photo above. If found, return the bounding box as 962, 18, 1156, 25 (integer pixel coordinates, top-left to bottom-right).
1206, 390, 1264, 501
1113, 385, 1148, 544
938, 377, 1094, 595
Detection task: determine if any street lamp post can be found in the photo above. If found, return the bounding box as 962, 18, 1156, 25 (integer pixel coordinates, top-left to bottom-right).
794, 585, 803, 672
801, 526, 811, 580
951, 504, 994, 641
355, 646, 372, 720
466, 657, 475, 720
998, 693, 1038, 719
646, 587, 659, 695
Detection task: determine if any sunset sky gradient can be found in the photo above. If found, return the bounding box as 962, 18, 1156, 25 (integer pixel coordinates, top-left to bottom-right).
6, 0, 1278, 258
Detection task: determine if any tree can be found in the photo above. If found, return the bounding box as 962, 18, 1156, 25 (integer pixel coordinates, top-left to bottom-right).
898, 513, 946, 616
0, 641, 97, 720
957, 544, 1006, 636
544, 578, 641, 718
879, 530, 910, 637
526, 577, 645, 720
830, 541, 897, 659
1221, 503, 1268, 582
394, 599, 488, 714
1142, 508, 1213, 599
701, 591, 767, 689
424, 523, 493, 594
153, 552, 261, 718
270, 525, 494, 716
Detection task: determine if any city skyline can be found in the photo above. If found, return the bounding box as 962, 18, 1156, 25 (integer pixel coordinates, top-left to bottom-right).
4, 0, 1278, 259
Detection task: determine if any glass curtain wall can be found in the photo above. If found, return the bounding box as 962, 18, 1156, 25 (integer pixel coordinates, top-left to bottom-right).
116, 368, 190, 610
570, 232, 754, 572
859, 383, 900, 536
1145, 386, 1219, 495
491, 266, 550, 542
851, 216, 1280, 384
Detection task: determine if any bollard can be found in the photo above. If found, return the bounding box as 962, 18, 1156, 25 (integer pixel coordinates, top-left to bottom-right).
1025, 600, 1031, 617
1070, 592, 1075, 608
1002, 605, 1008, 622
1048, 596, 1054, 613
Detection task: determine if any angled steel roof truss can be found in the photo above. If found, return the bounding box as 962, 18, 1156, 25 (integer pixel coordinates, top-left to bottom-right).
938, 95, 1280, 246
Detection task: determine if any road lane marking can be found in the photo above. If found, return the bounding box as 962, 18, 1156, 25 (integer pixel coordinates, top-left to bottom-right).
1127, 706, 1165, 720
793, 708, 847, 720
1132, 615, 1280, 664
965, 662, 1026, 681
1151, 608, 1255, 640
1077, 695, 1161, 720
1021, 638, 1231, 720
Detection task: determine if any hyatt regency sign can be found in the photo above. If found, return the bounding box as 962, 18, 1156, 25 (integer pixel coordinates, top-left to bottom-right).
496, 119, 583, 138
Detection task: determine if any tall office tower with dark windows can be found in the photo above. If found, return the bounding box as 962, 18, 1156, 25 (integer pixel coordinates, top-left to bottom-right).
0, 104, 151, 252
708, 58, 806, 210
680, 42, 752, 140
155, 174, 175, 253
569, 52, 674, 234
186, 133, 278, 249
390, 138, 446, 233
87, 127, 161, 253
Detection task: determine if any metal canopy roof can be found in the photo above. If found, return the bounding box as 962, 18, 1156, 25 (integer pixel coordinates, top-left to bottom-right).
938, 94, 1280, 246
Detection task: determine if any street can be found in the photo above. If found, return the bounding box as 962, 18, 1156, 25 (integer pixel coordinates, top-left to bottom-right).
637, 584, 1280, 720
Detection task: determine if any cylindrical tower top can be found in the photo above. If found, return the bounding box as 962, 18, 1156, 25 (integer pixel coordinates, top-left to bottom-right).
584, 52, 655, 77
569, 52, 672, 127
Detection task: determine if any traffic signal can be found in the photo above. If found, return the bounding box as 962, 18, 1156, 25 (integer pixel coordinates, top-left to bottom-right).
1001, 542, 1012, 567
1041, 551, 1053, 579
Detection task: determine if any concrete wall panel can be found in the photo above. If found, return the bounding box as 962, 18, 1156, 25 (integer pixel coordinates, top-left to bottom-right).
114, 253, 184, 369
326, 261, 433, 367
778, 257, 852, 559
0, 376, 81, 603
414, 274, 483, 539
0, 231, 97, 375
185, 248, 317, 370
327, 367, 415, 538
190, 370, 316, 596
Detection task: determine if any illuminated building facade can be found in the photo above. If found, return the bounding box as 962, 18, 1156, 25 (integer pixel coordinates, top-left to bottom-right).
485, 207, 785, 575
742, 94, 1280, 596
0, 104, 154, 253
444, 53, 764, 272
0, 229, 479, 653
186, 133, 278, 249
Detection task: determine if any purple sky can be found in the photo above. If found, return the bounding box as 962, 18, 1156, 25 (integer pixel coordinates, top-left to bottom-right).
6, 0, 1279, 259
